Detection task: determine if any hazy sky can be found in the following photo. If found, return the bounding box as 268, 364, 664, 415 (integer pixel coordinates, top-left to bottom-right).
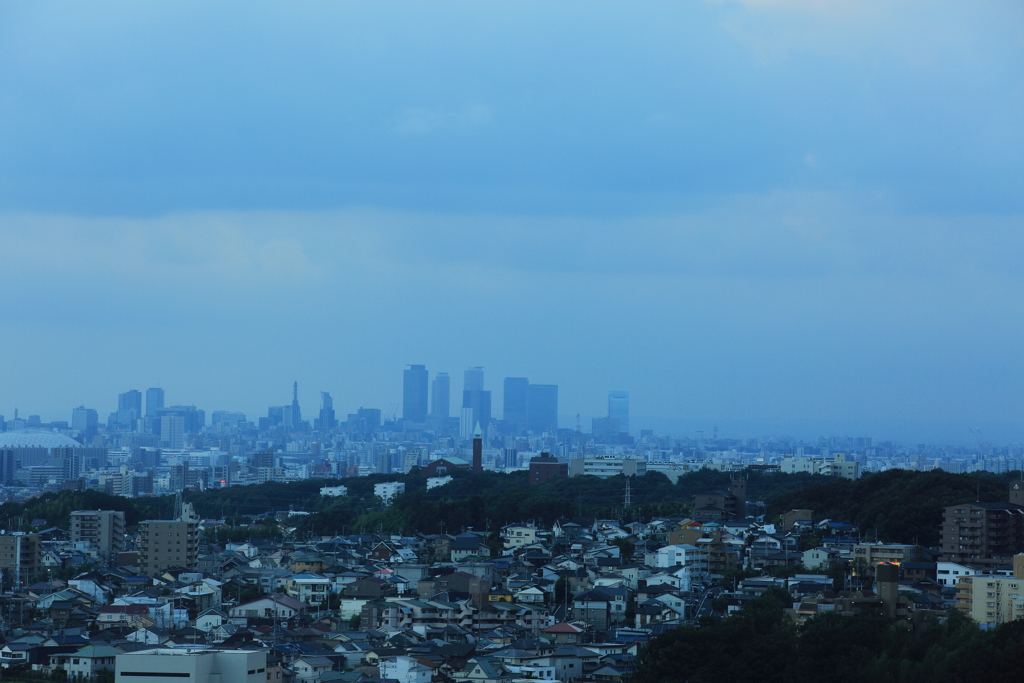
2, 1, 1022, 443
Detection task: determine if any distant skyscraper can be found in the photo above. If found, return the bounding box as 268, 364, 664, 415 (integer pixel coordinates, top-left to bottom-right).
117, 389, 142, 429
503, 377, 529, 432
464, 367, 484, 392
72, 406, 99, 442
462, 367, 491, 430
119, 390, 142, 413
319, 391, 337, 430
527, 384, 558, 433
431, 372, 450, 419
608, 391, 629, 434
403, 365, 429, 422
145, 388, 165, 417
160, 415, 185, 449
145, 387, 164, 433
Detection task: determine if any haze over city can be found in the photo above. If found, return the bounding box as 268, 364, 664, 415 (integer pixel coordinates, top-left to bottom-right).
2, 1, 1023, 444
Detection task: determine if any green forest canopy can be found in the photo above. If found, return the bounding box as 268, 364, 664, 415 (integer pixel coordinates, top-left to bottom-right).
3, 467, 1020, 546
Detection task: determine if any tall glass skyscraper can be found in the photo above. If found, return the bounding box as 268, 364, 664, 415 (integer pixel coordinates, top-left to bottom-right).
319, 391, 337, 430
462, 367, 490, 432
403, 365, 429, 422
526, 384, 558, 433
431, 372, 450, 419
608, 391, 629, 434
503, 377, 529, 432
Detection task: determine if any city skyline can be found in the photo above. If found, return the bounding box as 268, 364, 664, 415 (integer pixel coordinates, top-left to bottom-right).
2, 3, 1022, 445
4, 369, 1024, 446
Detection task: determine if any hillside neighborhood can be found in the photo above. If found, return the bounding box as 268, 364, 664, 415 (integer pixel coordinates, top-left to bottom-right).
1, 476, 1023, 683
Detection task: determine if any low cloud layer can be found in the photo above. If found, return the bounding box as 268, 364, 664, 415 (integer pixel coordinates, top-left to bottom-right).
1, 2, 1021, 441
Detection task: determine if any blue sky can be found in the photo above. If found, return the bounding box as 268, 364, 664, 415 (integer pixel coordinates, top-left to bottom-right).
1, 1, 1022, 442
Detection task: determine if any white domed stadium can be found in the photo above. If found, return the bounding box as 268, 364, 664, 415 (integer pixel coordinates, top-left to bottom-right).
0, 430, 83, 448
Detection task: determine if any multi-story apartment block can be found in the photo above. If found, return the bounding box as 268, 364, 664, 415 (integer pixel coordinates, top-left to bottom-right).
779, 453, 860, 479
138, 503, 199, 577
374, 481, 406, 505
851, 543, 928, 571
941, 495, 1024, 568
0, 532, 41, 586
955, 555, 1024, 626
71, 509, 125, 557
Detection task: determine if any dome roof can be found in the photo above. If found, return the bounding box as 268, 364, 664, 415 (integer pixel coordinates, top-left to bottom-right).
0, 430, 83, 449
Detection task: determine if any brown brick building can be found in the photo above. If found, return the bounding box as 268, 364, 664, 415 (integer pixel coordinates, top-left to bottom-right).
940, 482, 1024, 568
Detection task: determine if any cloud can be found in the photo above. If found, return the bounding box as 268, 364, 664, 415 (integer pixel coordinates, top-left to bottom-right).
394, 102, 494, 135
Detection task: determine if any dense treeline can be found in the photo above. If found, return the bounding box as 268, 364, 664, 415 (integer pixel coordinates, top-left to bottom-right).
632, 588, 1024, 683
766, 468, 1022, 546
5, 467, 1019, 543
0, 489, 167, 532
293, 468, 833, 536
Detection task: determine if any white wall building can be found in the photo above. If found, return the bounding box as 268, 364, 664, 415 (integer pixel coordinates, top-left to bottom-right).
503, 525, 539, 549
380, 656, 432, 683
320, 485, 348, 497
116, 649, 266, 683
374, 481, 406, 505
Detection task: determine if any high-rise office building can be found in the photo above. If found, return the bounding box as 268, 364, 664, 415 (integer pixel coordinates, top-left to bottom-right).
318, 391, 337, 430
119, 390, 142, 413
526, 384, 558, 433
161, 415, 185, 449
463, 390, 491, 434
72, 406, 99, 442
403, 365, 429, 423
462, 367, 491, 431
145, 388, 165, 433
116, 390, 142, 430
55, 446, 81, 482
155, 406, 205, 435
608, 391, 629, 434
145, 388, 164, 416
503, 378, 529, 433
464, 367, 484, 392
431, 373, 450, 419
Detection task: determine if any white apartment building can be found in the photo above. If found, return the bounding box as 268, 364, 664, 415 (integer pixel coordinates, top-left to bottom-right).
320, 485, 348, 497
374, 481, 406, 505
956, 571, 1024, 626
569, 456, 647, 478
779, 453, 860, 479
